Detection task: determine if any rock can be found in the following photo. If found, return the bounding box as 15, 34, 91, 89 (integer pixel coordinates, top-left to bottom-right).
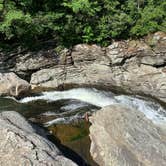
111, 64, 166, 103
71, 44, 110, 66
0, 72, 30, 97
30, 64, 116, 90
0, 111, 77, 166
15, 49, 58, 72
30, 46, 114, 88
140, 55, 166, 66
30, 32, 166, 103
89, 105, 166, 166
30, 64, 166, 103
106, 41, 138, 65
0, 49, 58, 79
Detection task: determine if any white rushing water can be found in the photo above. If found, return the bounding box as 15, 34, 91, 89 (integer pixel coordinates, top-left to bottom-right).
17, 88, 166, 126
19, 88, 116, 107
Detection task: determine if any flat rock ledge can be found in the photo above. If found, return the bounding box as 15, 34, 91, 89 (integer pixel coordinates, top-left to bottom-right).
0, 111, 77, 166
89, 104, 166, 166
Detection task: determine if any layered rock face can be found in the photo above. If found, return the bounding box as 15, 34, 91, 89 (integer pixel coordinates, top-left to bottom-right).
89, 105, 166, 166
30, 32, 166, 103
0, 72, 30, 97
0, 32, 166, 102
0, 48, 58, 78
0, 111, 77, 166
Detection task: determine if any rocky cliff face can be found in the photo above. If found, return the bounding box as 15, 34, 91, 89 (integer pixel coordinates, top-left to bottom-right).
89, 105, 166, 166
0, 111, 77, 166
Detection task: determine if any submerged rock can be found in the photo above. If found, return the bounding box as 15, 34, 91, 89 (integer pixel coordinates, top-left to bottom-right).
0, 111, 77, 166
0, 72, 30, 97
89, 104, 166, 166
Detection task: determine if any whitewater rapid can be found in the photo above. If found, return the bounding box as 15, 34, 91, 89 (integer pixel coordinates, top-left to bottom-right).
17, 88, 166, 127
19, 88, 116, 107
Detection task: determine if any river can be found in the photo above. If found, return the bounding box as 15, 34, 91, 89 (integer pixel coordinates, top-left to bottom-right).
0, 88, 166, 165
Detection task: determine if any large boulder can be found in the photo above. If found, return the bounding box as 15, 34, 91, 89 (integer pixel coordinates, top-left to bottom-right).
0, 111, 77, 166
0, 72, 30, 97
89, 105, 166, 166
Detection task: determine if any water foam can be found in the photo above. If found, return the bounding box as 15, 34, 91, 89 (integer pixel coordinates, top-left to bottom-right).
17, 88, 166, 126
115, 95, 166, 126
19, 88, 116, 107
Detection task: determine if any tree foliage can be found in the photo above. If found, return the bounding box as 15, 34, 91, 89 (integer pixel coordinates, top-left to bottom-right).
0, 0, 165, 48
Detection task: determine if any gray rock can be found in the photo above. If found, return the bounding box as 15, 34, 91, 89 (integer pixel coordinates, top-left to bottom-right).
30, 32, 166, 103
0, 49, 58, 78
0, 111, 77, 166
140, 55, 166, 66
15, 49, 58, 72
106, 41, 129, 65
30, 64, 115, 89
71, 44, 110, 66
111, 64, 166, 103
0, 72, 30, 97
89, 104, 166, 166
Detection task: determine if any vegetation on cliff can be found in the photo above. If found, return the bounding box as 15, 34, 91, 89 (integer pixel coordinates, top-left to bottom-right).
0, 0, 165, 48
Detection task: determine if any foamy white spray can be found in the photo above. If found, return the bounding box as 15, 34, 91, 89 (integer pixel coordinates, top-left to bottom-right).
17, 88, 166, 126
115, 95, 166, 126
19, 88, 116, 107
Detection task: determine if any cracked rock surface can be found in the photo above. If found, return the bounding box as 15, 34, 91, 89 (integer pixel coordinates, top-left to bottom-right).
0, 111, 77, 166
89, 105, 166, 166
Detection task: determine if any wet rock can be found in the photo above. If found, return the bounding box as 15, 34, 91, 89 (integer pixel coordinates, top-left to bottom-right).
0, 111, 77, 166
0, 72, 30, 97
89, 104, 166, 166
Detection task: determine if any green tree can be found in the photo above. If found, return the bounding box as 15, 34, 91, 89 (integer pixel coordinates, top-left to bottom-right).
0, 0, 165, 49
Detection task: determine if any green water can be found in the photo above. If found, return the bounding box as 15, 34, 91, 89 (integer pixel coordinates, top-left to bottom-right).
48, 121, 98, 166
